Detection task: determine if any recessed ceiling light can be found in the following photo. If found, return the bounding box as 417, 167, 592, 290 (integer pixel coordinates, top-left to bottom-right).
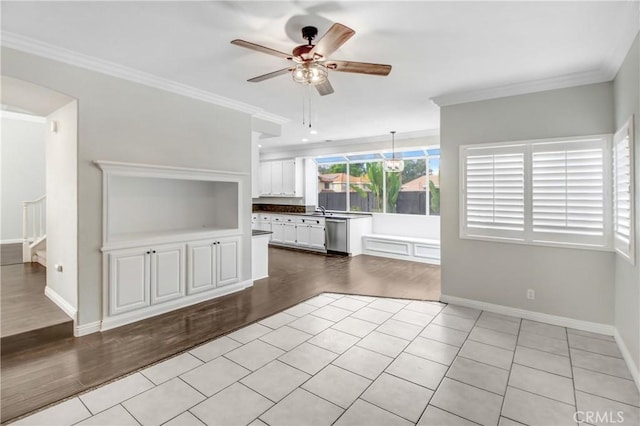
310, 129, 318, 135
258, 144, 262, 148
302, 138, 308, 142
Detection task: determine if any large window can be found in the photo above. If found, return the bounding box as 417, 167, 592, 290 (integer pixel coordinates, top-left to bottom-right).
316, 149, 440, 216
613, 117, 635, 263
461, 135, 611, 249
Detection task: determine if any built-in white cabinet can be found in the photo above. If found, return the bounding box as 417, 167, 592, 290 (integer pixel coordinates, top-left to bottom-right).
187, 236, 240, 294
97, 160, 250, 332
150, 243, 186, 305
259, 159, 302, 197
108, 248, 150, 315
296, 223, 311, 246
109, 242, 185, 316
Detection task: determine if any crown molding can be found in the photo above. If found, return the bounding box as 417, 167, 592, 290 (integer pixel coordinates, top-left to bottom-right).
1, 32, 290, 125
430, 68, 612, 107
0, 110, 46, 123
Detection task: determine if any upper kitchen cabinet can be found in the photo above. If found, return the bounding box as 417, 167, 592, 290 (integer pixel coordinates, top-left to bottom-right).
259, 159, 303, 197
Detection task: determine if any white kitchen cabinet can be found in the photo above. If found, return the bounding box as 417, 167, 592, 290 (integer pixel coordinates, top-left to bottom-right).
187, 237, 240, 294
271, 161, 283, 195
281, 159, 296, 196
259, 159, 302, 197
308, 224, 326, 250
283, 217, 297, 245
109, 243, 185, 315
271, 217, 284, 243
296, 223, 311, 246
260, 163, 271, 196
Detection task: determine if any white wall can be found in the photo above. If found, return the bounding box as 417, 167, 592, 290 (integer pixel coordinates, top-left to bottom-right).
372, 214, 440, 240
613, 33, 640, 380
0, 113, 45, 242
2, 47, 253, 327
440, 82, 616, 324
46, 101, 78, 311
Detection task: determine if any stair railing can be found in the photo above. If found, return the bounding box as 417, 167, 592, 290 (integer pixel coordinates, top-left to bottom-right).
22, 195, 46, 262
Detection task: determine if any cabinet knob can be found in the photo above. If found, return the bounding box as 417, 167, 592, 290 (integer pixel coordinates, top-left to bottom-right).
146, 251, 150, 254
152, 250, 156, 253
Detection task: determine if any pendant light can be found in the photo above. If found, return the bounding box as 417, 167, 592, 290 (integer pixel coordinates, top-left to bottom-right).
383, 131, 404, 172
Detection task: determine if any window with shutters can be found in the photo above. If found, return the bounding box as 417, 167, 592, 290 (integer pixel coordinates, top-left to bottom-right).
460, 135, 612, 250
613, 117, 635, 263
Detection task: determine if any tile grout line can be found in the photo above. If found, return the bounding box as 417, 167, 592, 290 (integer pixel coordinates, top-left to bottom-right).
413, 307, 487, 426
119, 403, 143, 426
328, 309, 442, 425
496, 316, 522, 423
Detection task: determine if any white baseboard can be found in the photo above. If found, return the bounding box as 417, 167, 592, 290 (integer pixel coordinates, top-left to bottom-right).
440, 294, 615, 336
1, 238, 24, 244
614, 328, 640, 391
75, 321, 101, 337
363, 250, 441, 265
44, 286, 77, 321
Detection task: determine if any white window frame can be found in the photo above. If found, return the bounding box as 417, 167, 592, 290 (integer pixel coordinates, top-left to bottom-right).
460, 135, 612, 251
613, 117, 635, 264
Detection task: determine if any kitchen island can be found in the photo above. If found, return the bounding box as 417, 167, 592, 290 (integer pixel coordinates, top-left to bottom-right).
252, 229, 272, 280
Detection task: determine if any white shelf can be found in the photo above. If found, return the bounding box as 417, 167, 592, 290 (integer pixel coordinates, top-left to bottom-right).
97, 160, 244, 250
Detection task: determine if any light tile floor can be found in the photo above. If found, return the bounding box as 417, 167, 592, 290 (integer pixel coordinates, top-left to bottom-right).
13, 294, 640, 426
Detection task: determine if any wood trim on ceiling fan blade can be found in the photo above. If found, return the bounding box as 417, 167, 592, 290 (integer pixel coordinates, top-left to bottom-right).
247, 67, 293, 82
309, 23, 355, 59
315, 79, 334, 96
326, 60, 392, 76
231, 39, 293, 60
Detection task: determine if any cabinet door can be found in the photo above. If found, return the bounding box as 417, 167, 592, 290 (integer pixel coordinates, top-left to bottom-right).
187, 240, 216, 295
217, 237, 240, 286
309, 224, 326, 250
283, 222, 297, 245
109, 248, 150, 315
281, 159, 296, 196
271, 161, 283, 195
271, 222, 284, 243
260, 162, 272, 195
150, 243, 185, 304
296, 224, 310, 247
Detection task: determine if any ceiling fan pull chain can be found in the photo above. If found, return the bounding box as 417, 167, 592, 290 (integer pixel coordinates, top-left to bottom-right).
308, 90, 312, 128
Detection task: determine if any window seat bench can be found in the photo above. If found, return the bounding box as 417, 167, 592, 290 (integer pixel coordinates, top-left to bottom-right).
361, 234, 440, 265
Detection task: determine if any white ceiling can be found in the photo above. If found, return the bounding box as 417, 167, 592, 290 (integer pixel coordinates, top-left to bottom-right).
1, 1, 638, 150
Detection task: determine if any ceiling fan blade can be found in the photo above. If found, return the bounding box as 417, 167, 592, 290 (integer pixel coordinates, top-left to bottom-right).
326, 60, 392, 76
231, 39, 292, 60
315, 79, 334, 96
247, 67, 293, 82
309, 23, 355, 59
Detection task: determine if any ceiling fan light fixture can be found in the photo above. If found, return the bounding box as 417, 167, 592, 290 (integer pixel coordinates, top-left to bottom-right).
292, 62, 328, 85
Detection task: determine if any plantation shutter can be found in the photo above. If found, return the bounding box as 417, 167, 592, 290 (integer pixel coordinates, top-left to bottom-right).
463, 146, 525, 240
613, 119, 634, 261
531, 139, 607, 246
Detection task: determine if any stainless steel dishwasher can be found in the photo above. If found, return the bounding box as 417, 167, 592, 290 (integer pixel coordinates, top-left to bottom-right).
325, 217, 348, 254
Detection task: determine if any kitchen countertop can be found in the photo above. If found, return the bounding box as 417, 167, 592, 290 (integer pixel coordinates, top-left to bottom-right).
252, 230, 273, 236
255, 211, 373, 220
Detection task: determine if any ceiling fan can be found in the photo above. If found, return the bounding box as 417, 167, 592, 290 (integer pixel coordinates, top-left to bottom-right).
231, 23, 392, 96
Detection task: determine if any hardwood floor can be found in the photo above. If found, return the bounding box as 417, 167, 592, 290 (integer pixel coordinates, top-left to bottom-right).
0, 262, 73, 348
1, 243, 23, 266
0, 248, 440, 423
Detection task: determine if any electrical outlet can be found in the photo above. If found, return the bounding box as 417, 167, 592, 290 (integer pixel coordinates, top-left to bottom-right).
526, 289, 535, 300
